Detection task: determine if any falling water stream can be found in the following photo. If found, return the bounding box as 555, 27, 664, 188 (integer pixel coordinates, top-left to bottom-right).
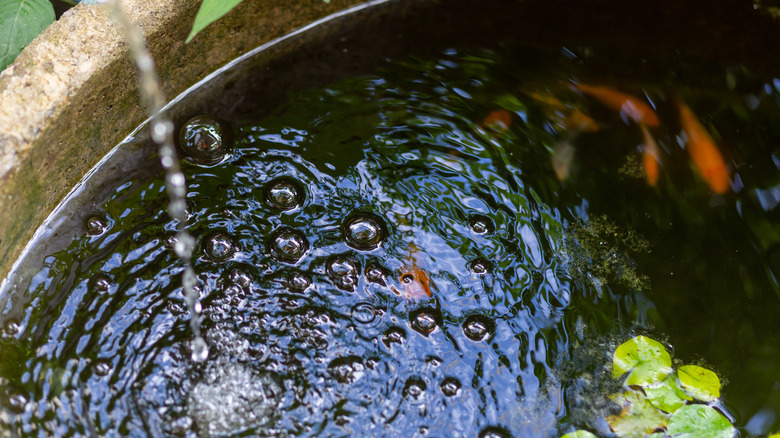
104, 0, 208, 362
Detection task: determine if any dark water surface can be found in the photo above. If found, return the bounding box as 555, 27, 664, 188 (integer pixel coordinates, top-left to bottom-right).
2, 1, 780, 437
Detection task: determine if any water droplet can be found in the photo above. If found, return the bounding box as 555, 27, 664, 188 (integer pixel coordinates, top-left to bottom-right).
6, 390, 27, 413
85, 215, 109, 235
269, 228, 309, 263
327, 254, 360, 291
93, 360, 112, 376
191, 337, 209, 362
264, 177, 305, 211
204, 232, 236, 261
288, 272, 311, 292
469, 258, 491, 275
440, 377, 461, 396
382, 326, 406, 347
479, 426, 510, 438
343, 212, 387, 250
351, 303, 377, 324
91, 274, 112, 293
462, 315, 495, 342
179, 115, 229, 165
469, 214, 495, 235
403, 377, 427, 403
365, 263, 387, 285
410, 307, 439, 336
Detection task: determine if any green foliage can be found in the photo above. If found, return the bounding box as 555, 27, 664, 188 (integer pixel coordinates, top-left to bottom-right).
185, 0, 243, 43
677, 365, 720, 402
599, 336, 734, 438
606, 389, 670, 437
666, 405, 735, 438
612, 335, 672, 386
187, 0, 332, 43
561, 431, 598, 438
0, 0, 55, 71
642, 375, 691, 413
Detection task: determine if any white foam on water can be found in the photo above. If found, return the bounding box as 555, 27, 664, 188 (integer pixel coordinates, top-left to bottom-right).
188, 359, 282, 437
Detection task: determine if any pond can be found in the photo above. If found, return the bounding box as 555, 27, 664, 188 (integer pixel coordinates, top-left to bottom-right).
1, 0, 779, 437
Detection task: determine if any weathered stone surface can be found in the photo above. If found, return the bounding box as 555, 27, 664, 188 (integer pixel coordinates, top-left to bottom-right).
0, 0, 364, 281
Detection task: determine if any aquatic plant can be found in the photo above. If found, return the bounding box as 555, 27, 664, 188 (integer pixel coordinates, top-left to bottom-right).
563, 335, 735, 438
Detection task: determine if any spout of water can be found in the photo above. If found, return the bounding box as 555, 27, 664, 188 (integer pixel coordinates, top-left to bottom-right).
105, 0, 208, 362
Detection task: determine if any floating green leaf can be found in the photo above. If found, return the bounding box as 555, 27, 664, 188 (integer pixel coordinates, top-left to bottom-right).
667, 404, 735, 438
613, 336, 672, 386
643, 375, 692, 413
0, 0, 55, 71
677, 365, 720, 402
607, 389, 670, 438
186, 0, 243, 43
561, 431, 598, 438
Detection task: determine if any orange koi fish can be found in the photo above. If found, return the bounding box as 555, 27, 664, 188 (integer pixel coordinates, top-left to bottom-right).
392, 243, 432, 300
677, 101, 730, 194
640, 124, 661, 186
482, 109, 512, 133
526, 90, 599, 133
576, 84, 661, 128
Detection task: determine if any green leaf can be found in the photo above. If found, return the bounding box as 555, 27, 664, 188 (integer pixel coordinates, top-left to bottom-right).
607, 389, 670, 438
677, 365, 720, 402
186, 0, 243, 43
613, 336, 672, 386
667, 404, 735, 438
0, 0, 55, 71
643, 374, 692, 413
561, 431, 598, 438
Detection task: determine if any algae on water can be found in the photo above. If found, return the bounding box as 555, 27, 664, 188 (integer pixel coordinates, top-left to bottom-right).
556, 215, 651, 291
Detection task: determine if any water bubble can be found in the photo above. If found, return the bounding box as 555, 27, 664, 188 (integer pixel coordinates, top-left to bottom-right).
479, 426, 511, 438
204, 232, 236, 261
188, 360, 282, 435
403, 377, 427, 404
269, 228, 309, 263
85, 215, 109, 235
89, 274, 112, 294
328, 356, 366, 384
364, 263, 387, 285
343, 212, 387, 250
263, 177, 305, 211
288, 272, 311, 292
93, 360, 112, 376
327, 255, 360, 291
179, 115, 229, 165
469, 214, 495, 235
382, 327, 406, 347
440, 377, 461, 396
469, 258, 491, 275
6, 390, 27, 413
3, 319, 21, 337
410, 307, 439, 336
228, 268, 251, 289
351, 303, 377, 324
462, 315, 495, 342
